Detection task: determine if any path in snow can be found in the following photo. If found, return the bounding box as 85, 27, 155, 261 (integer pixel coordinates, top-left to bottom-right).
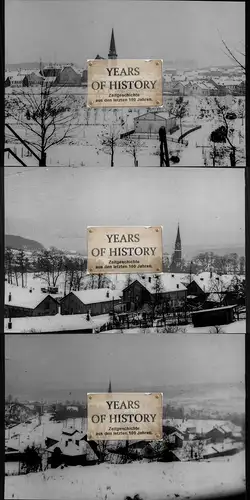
178, 121, 214, 167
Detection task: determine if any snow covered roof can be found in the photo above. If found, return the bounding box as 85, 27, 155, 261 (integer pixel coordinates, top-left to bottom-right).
11, 75, 26, 82
192, 272, 232, 294
47, 440, 98, 460
220, 80, 242, 87
173, 81, 190, 87
202, 82, 217, 89
5, 71, 20, 79
62, 427, 79, 436
154, 112, 174, 120
127, 273, 187, 294
5, 284, 54, 310
164, 418, 237, 435
172, 76, 186, 81
44, 76, 57, 83
4, 312, 110, 333
206, 293, 221, 303
71, 288, 122, 305
192, 304, 237, 315
203, 442, 241, 456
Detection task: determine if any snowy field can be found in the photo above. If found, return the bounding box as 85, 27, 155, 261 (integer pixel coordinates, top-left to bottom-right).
106, 320, 246, 334
5, 92, 245, 167
5, 451, 245, 500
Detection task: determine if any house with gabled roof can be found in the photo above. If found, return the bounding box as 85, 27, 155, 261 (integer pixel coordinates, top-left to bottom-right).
122, 273, 187, 311
4, 284, 58, 318
56, 65, 81, 86
46, 425, 99, 466
60, 288, 122, 316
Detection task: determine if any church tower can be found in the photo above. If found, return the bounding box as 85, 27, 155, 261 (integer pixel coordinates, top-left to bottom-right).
108, 29, 117, 59
170, 224, 182, 273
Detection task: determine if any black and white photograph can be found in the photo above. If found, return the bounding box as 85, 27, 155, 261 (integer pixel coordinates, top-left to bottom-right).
5, 333, 245, 499
4, 166, 245, 334
5, 1, 245, 167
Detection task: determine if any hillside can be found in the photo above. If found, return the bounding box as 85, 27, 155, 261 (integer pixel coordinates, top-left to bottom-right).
5, 234, 44, 251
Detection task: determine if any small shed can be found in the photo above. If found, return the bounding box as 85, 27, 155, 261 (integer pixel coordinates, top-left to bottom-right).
134, 112, 177, 135
191, 304, 237, 328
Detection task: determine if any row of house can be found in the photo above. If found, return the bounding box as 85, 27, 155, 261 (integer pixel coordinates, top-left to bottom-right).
4, 271, 244, 331
168, 79, 245, 96
5, 65, 87, 88
5, 415, 243, 473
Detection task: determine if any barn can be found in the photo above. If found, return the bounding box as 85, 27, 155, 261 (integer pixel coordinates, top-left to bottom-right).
27, 71, 45, 86
191, 304, 237, 328
56, 65, 82, 86
60, 288, 122, 316
123, 274, 187, 312
5, 285, 58, 318
133, 112, 177, 136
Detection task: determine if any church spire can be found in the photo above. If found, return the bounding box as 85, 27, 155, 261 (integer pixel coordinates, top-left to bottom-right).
175, 223, 181, 250
108, 28, 117, 59
170, 223, 182, 273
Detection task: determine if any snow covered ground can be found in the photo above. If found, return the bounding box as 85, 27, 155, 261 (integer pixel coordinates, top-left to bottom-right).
106, 320, 246, 334
5, 93, 245, 167
5, 451, 245, 500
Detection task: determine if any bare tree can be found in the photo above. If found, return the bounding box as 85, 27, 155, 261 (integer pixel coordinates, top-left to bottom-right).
98, 124, 121, 167
122, 136, 146, 166
209, 97, 245, 166
5, 247, 15, 284
33, 247, 65, 287
218, 33, 245, 73
237, 98, 245, 126
5, 80, 80, 166
15, 249, 29, 288
82, 273, 111, 290
152, 274, 164, 319
169, 96, 189, 141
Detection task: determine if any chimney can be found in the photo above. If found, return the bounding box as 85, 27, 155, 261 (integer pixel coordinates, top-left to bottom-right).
176, 284, 179, 289
8, 292, 12, 302
106, 290, 110, 298
148, 277, 151, 283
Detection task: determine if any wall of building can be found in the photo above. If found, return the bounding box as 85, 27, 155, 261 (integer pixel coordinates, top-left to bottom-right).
123, 282, 151, 310
61, 293, 120, 316
57, 67, 81, 86
33, 296, 58, 316
192, 308, 235, 328
134, 114, 176, 135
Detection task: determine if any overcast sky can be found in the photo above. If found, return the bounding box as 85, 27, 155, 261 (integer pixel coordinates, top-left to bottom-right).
5, 167, 245, 256
5, 333, 245, 399
5, 1, 245, 68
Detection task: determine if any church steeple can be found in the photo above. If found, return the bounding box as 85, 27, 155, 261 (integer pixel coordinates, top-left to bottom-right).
170, 224, 182, 273
175, 223, 181, 253
108, 29, 117, 59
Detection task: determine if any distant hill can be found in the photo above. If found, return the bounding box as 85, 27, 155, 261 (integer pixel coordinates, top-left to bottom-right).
5, 234, 44, 251
6, 62, 42, 71
6, 62, 81, 71
164, 244, 245, 259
